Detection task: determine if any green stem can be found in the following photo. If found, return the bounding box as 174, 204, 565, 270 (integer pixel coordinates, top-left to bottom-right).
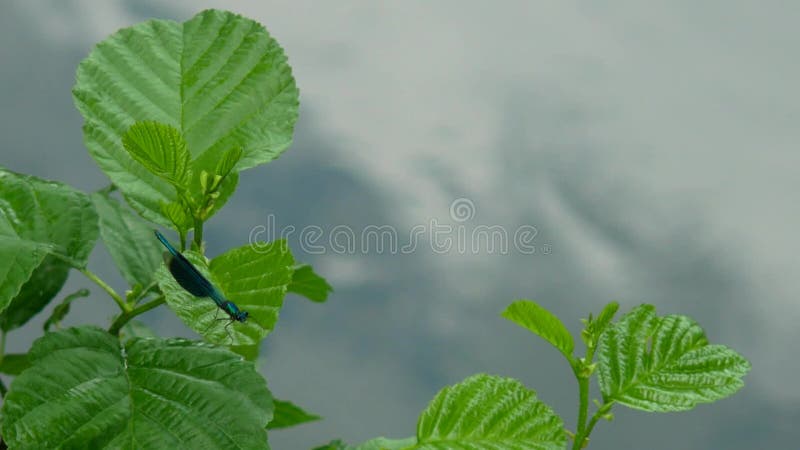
80, 268, 129, 312
108, 296, 165, 336
571, 342, 599, 449
193, 218, 204, 250
574, 401, 614, 448
129, 281, 159, 306
572, 374, 590, 449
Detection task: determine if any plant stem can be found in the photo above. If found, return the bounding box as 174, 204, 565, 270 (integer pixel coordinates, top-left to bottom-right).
80, 268, 129, 312
571, 341, 599, 449
108, 296, 165, 336
572, 374, 590, 449
193, 218, 203, 251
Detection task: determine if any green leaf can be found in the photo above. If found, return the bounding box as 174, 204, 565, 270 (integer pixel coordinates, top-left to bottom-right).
229, 343, 260, 361
288, 264, 333, 303
42, 288, 91, 331
591, 301, 619, 336
597, 304, 751, 412
581, 301, 619, 348
1, 326, 273, 449
73, 9, 299, 224
315, 437, 416, 450
155, 240, 294, 345
93, 193, 163, 287
501, 300, 574, 359
160, 201, 192, 233
122, 121, 191, 188
415, 374, 566, 449
0, 216, 51, 315
0, 353, 30, 376
0, 169, 99, 330
267, 399, 321, 430
215, 147, 243, 180
355, 437, 416, 450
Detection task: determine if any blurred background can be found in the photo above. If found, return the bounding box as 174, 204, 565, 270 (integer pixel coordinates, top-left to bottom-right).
1, 1, 798, 448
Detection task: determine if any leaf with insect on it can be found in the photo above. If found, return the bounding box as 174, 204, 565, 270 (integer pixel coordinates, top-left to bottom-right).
155, 240, 295, 345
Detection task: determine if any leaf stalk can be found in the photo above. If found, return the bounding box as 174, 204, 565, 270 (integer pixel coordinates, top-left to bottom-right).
108, 296, 165, 336
80, 268, 129, 312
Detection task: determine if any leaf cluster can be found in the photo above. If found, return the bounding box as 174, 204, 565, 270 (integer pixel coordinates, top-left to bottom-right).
0, 9, 328, 448
0, 8, 750, 450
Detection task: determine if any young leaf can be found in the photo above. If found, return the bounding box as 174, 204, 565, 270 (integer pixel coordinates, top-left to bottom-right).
93, 193, 163, 287
0, 169, 98, 330
155, 240, 295, 345
215, 147, 243, 180
73, 9, 299, 224
161, 201, 193, 233
288, 264, 333, 303
501, 300, 574, 359
581, 301, 619, 348
597, 304, 751, 412
592, 302, 619, 335
267, 399, 321, 430
1, 326, 273, 449
42, 288, 90, 331
122, 121, 191, 188
0, 353, 30, 376
416, 374, 566, 449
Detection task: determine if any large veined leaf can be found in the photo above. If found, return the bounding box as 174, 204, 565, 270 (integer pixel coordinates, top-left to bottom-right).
0, 169, 98, 330
502, 300, 574, 360
288, 264, 332, 303
597, 304, 751, 412
1, 326, 273, 449
73, 9, 299, 224
267, 399, 321, 430
93, 193, 162, 287
415, 374, 566, 450
155, 240, 294, 345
